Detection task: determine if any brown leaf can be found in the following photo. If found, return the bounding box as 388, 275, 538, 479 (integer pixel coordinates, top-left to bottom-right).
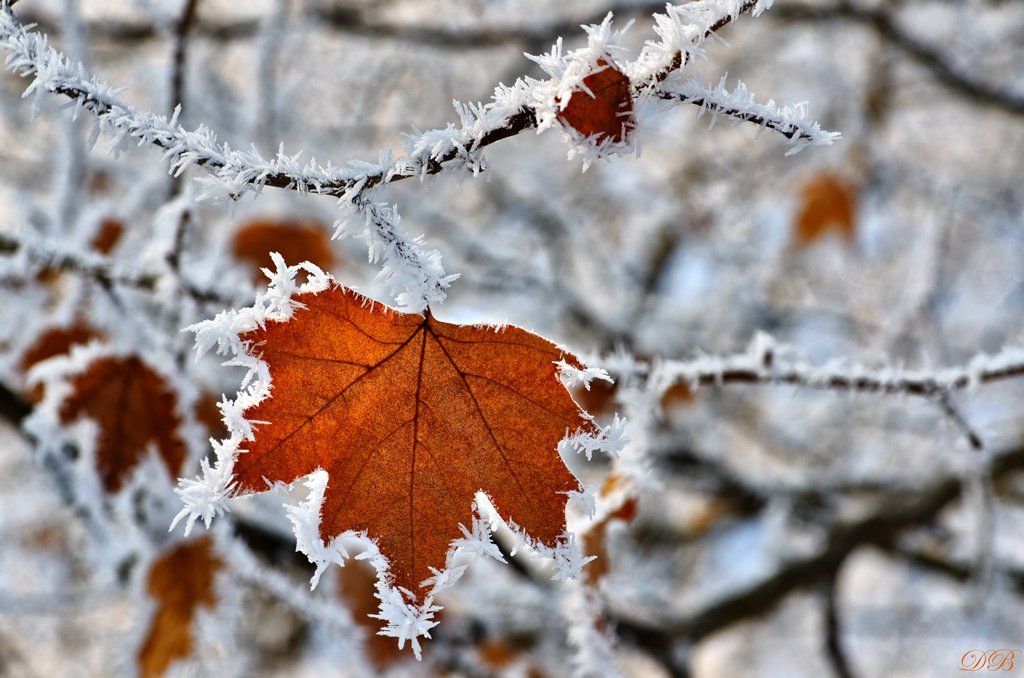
233, 286, 594, 592
18, 323, 104, 402
91, 218, 124, 255
661, 382, 695, 410
573, 378, 617, 418
19, 323, 102, 375
139, 537, 222, 678
582, 497, 637, 585
793, 174, 858, 247
232, 219, 336, 281
479, 639, 517, 668
59, 356, 186, 493
558, 59, 634, 144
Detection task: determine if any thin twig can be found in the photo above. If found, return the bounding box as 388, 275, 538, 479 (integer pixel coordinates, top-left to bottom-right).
823, 574, 856, 678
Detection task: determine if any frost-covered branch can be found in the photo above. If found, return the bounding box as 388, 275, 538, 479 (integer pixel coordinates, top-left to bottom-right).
0, 229, 235, 304
0, 1, 781, 201
614, 333, 1024, 400
656, 76, 840, 153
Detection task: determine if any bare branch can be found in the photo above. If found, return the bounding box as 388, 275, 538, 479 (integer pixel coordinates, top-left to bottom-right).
774, 2, 1024, 117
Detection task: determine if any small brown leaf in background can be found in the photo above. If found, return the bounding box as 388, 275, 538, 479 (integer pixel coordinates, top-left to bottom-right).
232, 219, 336, 281
573, 378, 617, 418
558, 59, 634, 144
91, 219, 124, 255
139, 537, 222, 678
582, 497, 638, 586
478, 639, 517, 668
793, 173, 858, 247
194, 391, 228, 442
59, 356, 186, 493
660, 382, 695, 411
18, 323, 104, 402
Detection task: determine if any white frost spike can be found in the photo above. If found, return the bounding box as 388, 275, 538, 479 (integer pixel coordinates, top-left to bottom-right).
561, 414, 630, 461
557, 359, 613, 390
505, 518, 596, 581
371, 583, 441, 661
169, 436, 237, 535
658, 75, 840, 153
285, 470, 350, 589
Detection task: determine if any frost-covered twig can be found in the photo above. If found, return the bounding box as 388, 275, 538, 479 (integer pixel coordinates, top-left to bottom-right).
656, 76, 840, 154
614, 333, 1024, 400
0, 229, 236, 304
0, 2, 805, 311
0, 2, 781, 201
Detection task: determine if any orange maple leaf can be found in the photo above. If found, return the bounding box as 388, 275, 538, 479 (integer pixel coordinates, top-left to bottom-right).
59, 356, 186, 493
228, 286, 595, 592
558, 59, 634, 144
138, 536, 222, 677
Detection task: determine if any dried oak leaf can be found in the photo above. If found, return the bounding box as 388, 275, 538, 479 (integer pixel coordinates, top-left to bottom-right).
793, 173, 858, 247
59, 356, 186, 493
234, 286, 595, 592
232, 219, 336, 282
139, 536, 222, 678
558, 59, 634, 143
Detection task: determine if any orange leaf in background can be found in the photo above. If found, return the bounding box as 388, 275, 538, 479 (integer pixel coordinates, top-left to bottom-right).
19, 323, 104, 402
661, 382, 695, 410
574, 378, 617, 418
478, 639, 518, 669
232, 219, 336, 282
558, 59, 634, 144
59, 356, 186, 493
582, 497, 638, 586
793, 174, 858, 247
139, 537, 222, 678
19, 323, 102, 374
234, 286, 594, 592
91, 218, 124, 255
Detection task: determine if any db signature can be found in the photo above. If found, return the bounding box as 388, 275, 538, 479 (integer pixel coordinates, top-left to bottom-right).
961, 650, 1021, 672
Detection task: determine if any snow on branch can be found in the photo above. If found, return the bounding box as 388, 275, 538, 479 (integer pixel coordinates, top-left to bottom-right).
0, 1, 818, 310
656, 76, 841, 153
0, 227, 235, 304
608, 332, 1024, 400
629, 0, 774, 83
0, 1, 788, 201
